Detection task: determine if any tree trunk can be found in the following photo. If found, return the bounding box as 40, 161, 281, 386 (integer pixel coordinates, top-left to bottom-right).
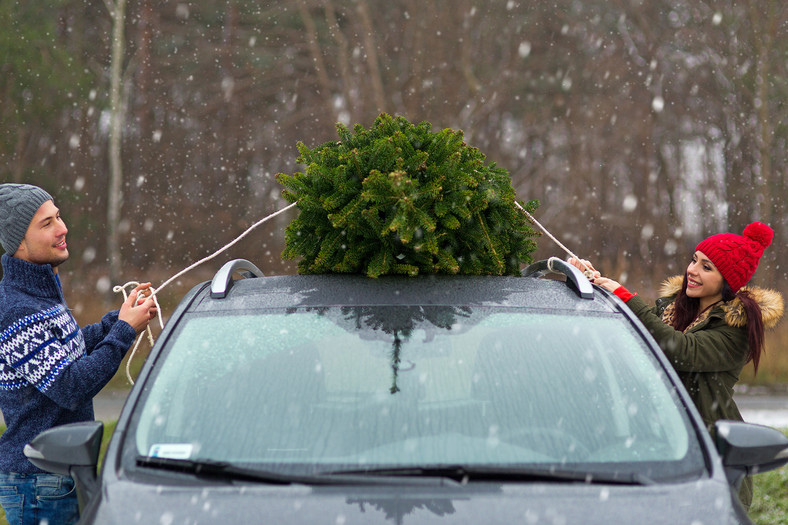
107, 0, 126, 292
355, 0, 386, 114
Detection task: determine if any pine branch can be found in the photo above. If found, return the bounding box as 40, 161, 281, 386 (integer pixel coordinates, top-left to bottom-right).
276, 113, 540, 277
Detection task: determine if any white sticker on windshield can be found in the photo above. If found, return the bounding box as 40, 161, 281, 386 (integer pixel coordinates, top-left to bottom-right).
148, 443, 193, 459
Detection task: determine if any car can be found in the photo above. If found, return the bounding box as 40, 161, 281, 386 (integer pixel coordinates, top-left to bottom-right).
25, 257, 788, 524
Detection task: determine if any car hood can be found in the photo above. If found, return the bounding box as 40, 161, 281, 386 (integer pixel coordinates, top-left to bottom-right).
81, 478, 747, 524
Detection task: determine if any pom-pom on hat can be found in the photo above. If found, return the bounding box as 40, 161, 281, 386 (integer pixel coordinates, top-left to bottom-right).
0, 183, 53, 256
695, 222, 773, 292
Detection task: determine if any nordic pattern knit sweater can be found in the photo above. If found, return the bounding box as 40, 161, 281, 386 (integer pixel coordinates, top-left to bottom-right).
0, 254, 137, 474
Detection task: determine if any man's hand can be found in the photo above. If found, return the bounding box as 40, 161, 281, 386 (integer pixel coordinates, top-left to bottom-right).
119, 282, 158, 334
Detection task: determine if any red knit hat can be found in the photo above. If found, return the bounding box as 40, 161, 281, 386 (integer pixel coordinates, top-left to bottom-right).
695, 222, 773, 292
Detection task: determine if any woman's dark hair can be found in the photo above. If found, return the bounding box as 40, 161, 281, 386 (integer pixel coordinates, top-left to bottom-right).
672, 276, 765, 373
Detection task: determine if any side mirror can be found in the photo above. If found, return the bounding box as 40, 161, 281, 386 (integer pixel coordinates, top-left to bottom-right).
715, 420, 788, 488
23, 421, 104, 510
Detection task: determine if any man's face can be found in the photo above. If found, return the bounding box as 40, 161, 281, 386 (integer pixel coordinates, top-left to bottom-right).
15, 200, 69, 272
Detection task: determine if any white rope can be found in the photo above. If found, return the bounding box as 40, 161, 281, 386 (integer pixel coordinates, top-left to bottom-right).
514, 201, 595, 279
113, 281, 162, 385
114, 199, 584, 384
115, 200, 298, 384
152, 201, 299, 298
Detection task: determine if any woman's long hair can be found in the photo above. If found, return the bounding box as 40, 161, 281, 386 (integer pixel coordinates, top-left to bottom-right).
671, 275, 765, 373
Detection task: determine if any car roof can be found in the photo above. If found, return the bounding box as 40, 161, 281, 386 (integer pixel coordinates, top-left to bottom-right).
181, 259, 619, 314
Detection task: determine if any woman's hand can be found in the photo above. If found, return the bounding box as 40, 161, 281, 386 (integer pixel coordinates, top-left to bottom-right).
119, 282, 158, 334
567, 257, 601, 280
567, 258, 623, 293
589, 276, 622, 293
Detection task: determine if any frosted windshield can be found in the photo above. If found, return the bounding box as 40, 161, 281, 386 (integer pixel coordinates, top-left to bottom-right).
131, 307, 704, 480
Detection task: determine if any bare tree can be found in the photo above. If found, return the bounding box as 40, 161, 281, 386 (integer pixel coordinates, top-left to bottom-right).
104, 0, 127, 288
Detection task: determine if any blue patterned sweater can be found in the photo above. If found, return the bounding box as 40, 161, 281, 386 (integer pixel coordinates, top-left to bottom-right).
0, 254, 137, 474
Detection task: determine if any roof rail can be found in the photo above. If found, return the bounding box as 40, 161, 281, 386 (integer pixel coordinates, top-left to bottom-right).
210, 259, 265, 299
522, 257, 594, 299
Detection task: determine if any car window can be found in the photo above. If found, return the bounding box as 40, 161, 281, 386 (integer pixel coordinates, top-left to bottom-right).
129, 306, 705, 481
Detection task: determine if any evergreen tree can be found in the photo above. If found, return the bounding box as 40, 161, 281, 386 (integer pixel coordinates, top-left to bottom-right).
276, 114, 539, 277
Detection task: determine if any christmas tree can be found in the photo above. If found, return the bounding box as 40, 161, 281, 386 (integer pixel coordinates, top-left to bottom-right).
276, 113, 539, 277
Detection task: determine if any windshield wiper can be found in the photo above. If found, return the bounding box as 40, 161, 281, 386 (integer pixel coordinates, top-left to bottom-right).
135, 456, 456, 486
136, 456, 320, 485
322, 465, 653, 486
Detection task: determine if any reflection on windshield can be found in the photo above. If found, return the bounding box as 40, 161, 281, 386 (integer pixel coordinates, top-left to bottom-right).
311, 305, 473, 394
347, 495, 459, 525
131, 307, 704, 482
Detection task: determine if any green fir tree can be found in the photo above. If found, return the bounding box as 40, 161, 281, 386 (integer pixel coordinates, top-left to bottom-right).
276, 113, 540, 277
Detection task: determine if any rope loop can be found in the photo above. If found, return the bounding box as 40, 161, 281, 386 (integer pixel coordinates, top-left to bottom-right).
114, 281, 163, 385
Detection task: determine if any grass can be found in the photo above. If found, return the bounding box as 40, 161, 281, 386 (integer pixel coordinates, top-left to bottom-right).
751, 464, 788, 524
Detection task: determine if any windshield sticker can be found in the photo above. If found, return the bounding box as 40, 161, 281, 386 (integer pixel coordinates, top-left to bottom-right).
148, 443, 193, 459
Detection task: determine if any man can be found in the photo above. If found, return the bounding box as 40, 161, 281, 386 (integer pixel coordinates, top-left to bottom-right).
0, 183, 156, 525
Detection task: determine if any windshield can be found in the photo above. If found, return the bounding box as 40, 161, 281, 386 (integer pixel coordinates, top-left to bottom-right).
129, 306, 705, 481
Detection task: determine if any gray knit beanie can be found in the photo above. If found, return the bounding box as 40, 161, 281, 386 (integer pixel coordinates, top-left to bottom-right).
0, 183, 54, 255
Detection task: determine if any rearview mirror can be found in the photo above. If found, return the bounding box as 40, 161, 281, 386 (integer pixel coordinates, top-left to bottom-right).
715, 420, 788, 488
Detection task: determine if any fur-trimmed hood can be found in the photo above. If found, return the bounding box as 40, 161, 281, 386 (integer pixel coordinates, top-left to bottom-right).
658, 275, 784, 329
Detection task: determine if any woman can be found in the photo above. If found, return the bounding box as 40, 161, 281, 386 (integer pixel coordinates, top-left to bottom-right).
570, 222, 784, 510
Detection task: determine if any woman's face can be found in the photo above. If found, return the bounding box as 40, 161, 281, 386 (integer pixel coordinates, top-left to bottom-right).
685, 251, 724, 301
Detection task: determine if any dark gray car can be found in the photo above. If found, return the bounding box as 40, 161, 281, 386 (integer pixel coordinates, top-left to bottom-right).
25, 258, 788, 524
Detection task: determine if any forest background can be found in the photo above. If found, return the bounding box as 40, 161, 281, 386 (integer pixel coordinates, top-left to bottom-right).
1, 0, 787, 384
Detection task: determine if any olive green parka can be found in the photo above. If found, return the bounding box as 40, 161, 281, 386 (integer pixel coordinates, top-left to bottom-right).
625, 276, 784, 433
